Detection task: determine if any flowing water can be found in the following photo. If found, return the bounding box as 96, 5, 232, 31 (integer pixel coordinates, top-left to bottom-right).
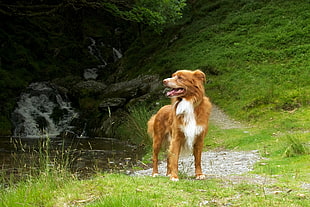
7, 80, 141, 181
84, 37, 122, 80
7, 78, 142, 181
4, 37, 131, 181
11, 82, 78, 138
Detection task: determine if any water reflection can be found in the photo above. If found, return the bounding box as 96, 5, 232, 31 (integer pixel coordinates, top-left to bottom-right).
0, 137, 145, 179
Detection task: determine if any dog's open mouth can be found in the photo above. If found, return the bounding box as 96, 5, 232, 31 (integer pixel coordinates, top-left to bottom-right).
166, 87, 185, 97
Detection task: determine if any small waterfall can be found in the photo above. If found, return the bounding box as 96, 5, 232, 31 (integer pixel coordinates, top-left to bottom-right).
84, 37, 123, 80
84, 37, 108, 80
113, 48, 123, 61
11, 82, 78, 138
87, 37, 108, 67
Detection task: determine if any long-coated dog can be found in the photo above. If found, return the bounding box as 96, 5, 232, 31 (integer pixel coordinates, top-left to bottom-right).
147, 70, 212, 181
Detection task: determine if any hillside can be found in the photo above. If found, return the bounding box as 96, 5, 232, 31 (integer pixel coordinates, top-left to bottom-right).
123, 0, 310, 123
118, 0, 310, 193
1, 0, 309, 137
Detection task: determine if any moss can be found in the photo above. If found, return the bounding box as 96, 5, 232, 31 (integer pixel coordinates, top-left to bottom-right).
0, 116, 13, 135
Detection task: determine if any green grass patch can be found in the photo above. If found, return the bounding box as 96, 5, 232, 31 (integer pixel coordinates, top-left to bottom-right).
1, 173, 309, 207
116, 104, 155, 147
123, 0, 310, 122
284, 135, 309, 158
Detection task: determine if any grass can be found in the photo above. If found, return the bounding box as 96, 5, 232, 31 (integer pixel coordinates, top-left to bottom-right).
1, 107, 309, 207
116, 103, 155, 147
1, 0, 310, 206
124, 0, 310, 120
284, 135, 309, 158
1, 172, 309, 207
1, 136, 73, 185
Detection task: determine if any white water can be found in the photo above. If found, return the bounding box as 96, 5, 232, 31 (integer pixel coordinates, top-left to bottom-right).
84, 37, 107, 80
87, 37, 108, 68
84, 37, 123, 80
12, 82, 78, 138
113, 47, 123, 61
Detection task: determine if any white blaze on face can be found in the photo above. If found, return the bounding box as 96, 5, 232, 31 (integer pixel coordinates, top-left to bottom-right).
164, 76, 186, 97
164, 76, 177, 87
176, 99, 204, 153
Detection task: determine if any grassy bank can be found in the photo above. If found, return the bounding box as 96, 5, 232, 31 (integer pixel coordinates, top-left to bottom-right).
1, 166, 309, 207
1, 115, 309, 206
124, 0, 310, 120
1, 109, 309, 207
1, 0, 309, 206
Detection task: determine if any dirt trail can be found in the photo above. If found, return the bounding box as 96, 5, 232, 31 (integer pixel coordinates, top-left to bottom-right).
209, 105, 245, 129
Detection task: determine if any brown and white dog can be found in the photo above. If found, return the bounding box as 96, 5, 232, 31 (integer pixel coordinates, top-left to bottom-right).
147, 70, 212, 181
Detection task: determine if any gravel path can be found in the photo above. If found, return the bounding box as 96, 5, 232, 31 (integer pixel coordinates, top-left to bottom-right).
133, 105, 267, 183
133, 150, 261, 177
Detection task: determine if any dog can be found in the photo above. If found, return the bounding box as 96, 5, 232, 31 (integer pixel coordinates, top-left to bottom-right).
147, 69, 212, 181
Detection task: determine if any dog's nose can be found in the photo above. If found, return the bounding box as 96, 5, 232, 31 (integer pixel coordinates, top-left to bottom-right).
163, 79, 168, 85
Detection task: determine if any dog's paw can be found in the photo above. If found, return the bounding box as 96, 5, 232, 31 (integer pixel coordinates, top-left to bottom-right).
152, 173, 159, 177
170, 176, 179, 182
195, 174, 206, 180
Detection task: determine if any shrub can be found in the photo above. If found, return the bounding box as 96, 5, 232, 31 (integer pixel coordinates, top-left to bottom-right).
116, 104, 153, 148
284, 135, 309, 157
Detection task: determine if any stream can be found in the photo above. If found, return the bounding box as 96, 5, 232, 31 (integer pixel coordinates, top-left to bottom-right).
1, 37, 145, 183
0, 136, 144, 180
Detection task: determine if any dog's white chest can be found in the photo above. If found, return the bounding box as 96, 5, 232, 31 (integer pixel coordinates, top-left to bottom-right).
176, 100, 204, 151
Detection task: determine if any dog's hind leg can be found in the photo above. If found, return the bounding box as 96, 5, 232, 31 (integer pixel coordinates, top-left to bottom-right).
166, 155, 171, 177
152, 134, 163, 177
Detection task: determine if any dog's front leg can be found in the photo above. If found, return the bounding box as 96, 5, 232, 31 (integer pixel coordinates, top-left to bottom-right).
168, 131, 183, 181
193, 133, 206, 180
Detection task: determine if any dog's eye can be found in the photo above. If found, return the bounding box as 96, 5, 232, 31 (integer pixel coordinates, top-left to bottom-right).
178, 76, 183, 80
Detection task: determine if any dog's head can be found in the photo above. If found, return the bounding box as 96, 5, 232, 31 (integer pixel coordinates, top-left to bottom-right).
163, 70, 206, 100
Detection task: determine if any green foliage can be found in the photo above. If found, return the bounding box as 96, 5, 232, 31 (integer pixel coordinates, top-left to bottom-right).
0, 173, 73, 207
1, 172, 309, 207
124, 0, 310, 122
0, 116, 12, 135
103, 0, 187, 32
87, 194, 155, 207
116, 104, 153, 147
284, 135, 309, 158
1, 136, 73, 186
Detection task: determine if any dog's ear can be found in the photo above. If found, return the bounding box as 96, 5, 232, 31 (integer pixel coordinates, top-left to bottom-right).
193, 70, 206, 83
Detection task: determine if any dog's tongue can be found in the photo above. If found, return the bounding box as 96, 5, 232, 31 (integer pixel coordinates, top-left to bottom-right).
166, 89, 175, 97
166, 88, 184, 97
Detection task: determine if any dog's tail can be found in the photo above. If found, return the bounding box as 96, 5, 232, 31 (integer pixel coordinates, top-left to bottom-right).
147, 115, 156, 140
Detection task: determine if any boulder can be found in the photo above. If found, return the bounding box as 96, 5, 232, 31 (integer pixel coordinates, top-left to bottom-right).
73, 80, 107, 96
101, 75, 160, 99
99, 98, 127, 111
52, 74, 162, 137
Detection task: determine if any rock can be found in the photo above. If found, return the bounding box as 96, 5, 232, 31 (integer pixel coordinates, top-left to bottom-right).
51, 74, 162, 137
73, 80, 107, 96
99, 98, 127, 111
101, 75, 160, 99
